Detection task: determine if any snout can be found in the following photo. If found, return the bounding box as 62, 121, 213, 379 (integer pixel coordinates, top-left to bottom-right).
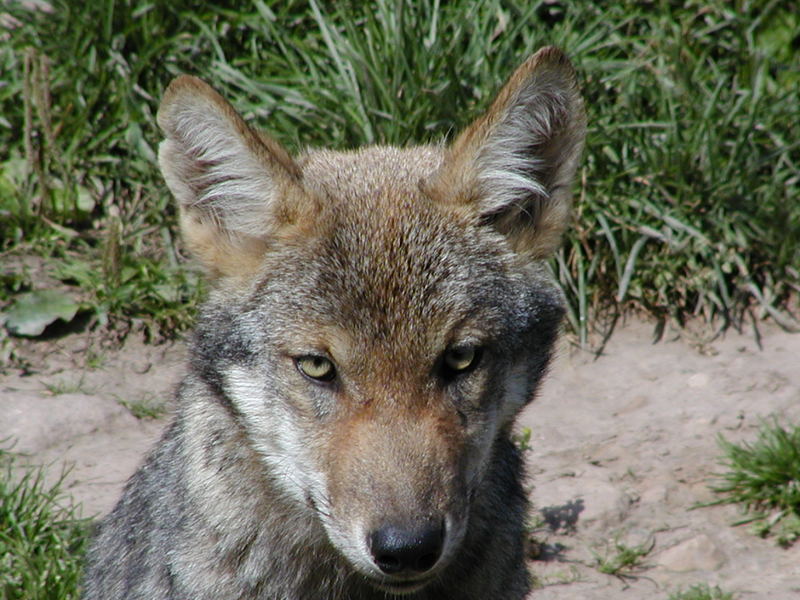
368, 519, 445, 576
321, 409, 472, 589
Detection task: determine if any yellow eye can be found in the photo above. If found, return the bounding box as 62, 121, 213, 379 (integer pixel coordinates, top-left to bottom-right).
442, 345, 481, 375
296, 355, 336, 382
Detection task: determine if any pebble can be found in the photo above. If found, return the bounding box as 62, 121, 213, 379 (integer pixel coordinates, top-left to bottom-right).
687, 373, 710, 388
655, 534, 726, 572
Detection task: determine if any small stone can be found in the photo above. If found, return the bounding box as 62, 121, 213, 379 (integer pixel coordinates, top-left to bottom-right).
687, 373, 710, 388
656, 534, 725, 572
536, 471, 633, 531
640, 483, 669, 504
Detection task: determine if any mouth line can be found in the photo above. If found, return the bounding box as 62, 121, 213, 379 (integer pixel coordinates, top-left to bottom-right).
369, 576, 433, 595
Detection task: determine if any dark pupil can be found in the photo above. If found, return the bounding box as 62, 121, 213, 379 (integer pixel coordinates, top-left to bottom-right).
449, 347, 474, 370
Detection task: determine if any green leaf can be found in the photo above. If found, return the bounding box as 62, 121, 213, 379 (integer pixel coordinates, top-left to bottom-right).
76, 185, 96, 213
2, 290, 82, 337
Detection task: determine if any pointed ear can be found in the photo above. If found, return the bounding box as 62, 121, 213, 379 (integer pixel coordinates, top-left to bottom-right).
157, 75, 309, 279
427, 47, 586, 258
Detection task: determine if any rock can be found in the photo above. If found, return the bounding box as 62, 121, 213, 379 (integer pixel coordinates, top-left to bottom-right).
639, 482, 669, 504
656, 534, 726, 572
687, 373, 710, 388
535, 470, 634, 530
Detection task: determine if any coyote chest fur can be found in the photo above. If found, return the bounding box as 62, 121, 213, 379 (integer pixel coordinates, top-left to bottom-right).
83, 47, 585, 599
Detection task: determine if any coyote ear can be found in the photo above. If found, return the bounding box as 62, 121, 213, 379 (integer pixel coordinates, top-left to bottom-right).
428, 47, 586, 258
157, 75, 307, 279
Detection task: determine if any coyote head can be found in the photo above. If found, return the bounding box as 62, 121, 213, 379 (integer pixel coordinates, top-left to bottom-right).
158, 47, 584, 595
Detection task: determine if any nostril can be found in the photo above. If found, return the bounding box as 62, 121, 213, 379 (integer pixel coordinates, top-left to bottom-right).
373, 552, 404, 575
415, 550, 438, 572
369, 521, 445, 575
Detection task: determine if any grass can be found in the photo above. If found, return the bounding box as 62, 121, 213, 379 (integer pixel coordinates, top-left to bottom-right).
668, 584, 735, 600
0, 449, 88, 600
591, 536, 654, 580
513, 426, 533, 453
116, 392, 169, 419
42, 373, 93, 396
708, 418, 800, 547
1, 0, 798, 344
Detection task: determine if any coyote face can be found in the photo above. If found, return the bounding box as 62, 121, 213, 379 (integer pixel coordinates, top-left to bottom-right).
186, 153, 568, 592
87, 46, 584, 599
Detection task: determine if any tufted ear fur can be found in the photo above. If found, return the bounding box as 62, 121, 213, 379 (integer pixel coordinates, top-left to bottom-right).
157, 75, 311, 280
427, 46, 586, 258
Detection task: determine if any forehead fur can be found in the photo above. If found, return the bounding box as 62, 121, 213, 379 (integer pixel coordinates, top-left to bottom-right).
299, 145, 445, 204
259, 146, 529, 363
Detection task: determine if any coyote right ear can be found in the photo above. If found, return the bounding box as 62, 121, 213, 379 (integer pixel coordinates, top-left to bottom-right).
428, 47, 586, 259
157, 75, 311, 280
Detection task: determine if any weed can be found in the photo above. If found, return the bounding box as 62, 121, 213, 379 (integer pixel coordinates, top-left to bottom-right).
0, 450, 89, 599
534, 565, 583, 587
116, 392, 168, 420
591, 536, 654, 580
42, 373, 93, 396
513, 426, 533, 453
668, 584, 735, 600
84, 348, 106, 370
708, 418, 800, 547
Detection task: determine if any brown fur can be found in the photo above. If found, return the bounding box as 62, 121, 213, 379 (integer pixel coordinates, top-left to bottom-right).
82, 47, 585, 600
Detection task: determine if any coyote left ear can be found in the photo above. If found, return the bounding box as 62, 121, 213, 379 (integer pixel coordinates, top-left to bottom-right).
428, 47, 586, 258
157, 75, 311, 281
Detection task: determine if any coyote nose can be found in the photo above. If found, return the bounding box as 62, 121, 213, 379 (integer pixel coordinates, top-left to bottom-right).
368, 521, 444, 575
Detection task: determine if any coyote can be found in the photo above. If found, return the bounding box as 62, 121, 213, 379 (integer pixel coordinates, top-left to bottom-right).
82, 46, 585, 599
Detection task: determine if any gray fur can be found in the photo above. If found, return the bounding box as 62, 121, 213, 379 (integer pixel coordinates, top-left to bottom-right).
83, 47, 585, 599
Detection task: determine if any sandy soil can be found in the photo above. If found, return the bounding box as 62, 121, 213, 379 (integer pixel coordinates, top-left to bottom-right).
519, 320, 800, 598
1, 320, 798, 599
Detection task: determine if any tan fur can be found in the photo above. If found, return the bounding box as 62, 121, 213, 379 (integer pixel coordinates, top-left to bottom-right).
157, 75, 316, 281
83, 47, 586, 600
428, 47, 585, 257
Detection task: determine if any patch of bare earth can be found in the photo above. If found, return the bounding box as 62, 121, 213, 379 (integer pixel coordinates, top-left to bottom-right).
523, 320, 800, 599
1, 320, 798, 598
1, 332, 184, 517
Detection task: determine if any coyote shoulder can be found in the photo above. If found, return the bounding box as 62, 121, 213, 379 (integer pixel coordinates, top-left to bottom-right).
83, 46, 585, 599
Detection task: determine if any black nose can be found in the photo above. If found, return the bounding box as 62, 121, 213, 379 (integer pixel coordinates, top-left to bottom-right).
368, 521, 445, 575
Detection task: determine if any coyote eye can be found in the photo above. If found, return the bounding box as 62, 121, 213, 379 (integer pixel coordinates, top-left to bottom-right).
295, 355, 336, 383
441, 345, 482, 378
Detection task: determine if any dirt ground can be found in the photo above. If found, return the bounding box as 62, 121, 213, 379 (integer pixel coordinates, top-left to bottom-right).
1, 319, 799, 599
